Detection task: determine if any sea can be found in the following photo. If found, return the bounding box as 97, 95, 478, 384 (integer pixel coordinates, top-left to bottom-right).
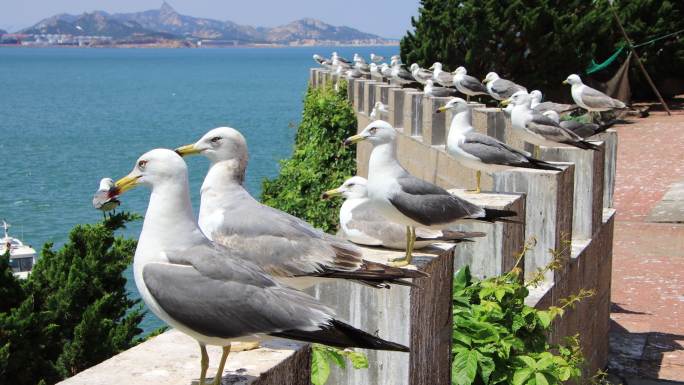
0, 46, 398, 333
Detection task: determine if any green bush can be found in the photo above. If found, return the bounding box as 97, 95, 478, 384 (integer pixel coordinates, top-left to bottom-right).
261, 81, 357, 233
400, 0, 684, 98
451, 258, 592, 385
0, 213, 143, 384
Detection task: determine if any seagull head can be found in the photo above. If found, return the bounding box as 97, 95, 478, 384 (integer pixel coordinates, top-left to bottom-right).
436, 97, 467, 113
483, 72, 500, 83
453, 66, 467, 75
374, 101, 388, 112
501, 90, 531, 107
313, 54, 322, 61
113, 149, 187, 195
175, 127, 248, 166
370, 63, 378, 72
322, 176, 368, 200
429, 62, 443, 71
563, 74, 582, 85
530, 90, 543, 104
410, 63, 420, 71
98, 177, 115, 191
344, 120, 396, 147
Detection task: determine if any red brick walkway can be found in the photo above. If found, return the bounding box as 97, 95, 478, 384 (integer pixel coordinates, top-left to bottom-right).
609, 110, 684, 383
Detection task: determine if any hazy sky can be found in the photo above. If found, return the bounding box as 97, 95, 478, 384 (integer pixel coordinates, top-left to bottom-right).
0, 0, 419, 38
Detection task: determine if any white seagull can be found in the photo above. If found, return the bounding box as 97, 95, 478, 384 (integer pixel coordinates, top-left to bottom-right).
344, 121, 518, 266
322, 176, 485, 249
563, 74, 627, 116
429, 62, 454, 86
482, 72, 527, 101
110, 149, 409, 385
452, 66, 488, 102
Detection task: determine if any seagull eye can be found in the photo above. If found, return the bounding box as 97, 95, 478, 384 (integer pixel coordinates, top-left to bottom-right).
138, 160, 147, 169
210, 136, 221, 143
348, 183, 355, 187
369, 127, 378, 135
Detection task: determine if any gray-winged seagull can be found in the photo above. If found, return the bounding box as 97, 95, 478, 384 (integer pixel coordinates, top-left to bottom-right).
483, 72, 527, 101
452, 67, 488, 102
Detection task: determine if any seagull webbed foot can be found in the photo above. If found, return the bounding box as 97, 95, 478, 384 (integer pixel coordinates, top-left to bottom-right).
229, 341, 260, 352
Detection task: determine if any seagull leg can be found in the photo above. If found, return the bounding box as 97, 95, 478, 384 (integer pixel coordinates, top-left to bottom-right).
389, 226, 415, 267
230, 341, 260, 351
199, 343, 209, 385
211, 344, 231, 385
467, 171, 481, 194
466, 95, 471, 103
534, 146, 541, 160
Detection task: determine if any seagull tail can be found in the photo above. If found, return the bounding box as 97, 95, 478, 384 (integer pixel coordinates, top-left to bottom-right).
314, 260, 428, 288
271, 319, 409, 352
523, 158, 563, 171
432, 230, 487, 243
480, 208, 522, 224
568, 140, 601, 151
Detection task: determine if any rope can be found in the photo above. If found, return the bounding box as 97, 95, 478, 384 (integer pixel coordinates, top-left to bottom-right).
632, 27, 684, 48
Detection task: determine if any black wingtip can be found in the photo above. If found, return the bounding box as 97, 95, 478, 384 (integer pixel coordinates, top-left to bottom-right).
481, 208, 522, 224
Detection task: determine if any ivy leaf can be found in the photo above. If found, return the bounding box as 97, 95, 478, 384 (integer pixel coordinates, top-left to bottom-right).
452, 348, 478, 385
345, 350, 369, 369
311, 348, 331, 385
536, 310, 552, 328
323, 347, 346, 369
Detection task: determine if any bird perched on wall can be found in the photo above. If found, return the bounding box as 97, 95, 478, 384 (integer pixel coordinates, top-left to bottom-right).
563, 74, 627, 122
483, 72, 527, 101
110, 149, 409, 385
313, 54, 332, 69
390, 62, 419, 87
370, 53, 385, 63
370, 63, 384, 82
380, 63, 393, 79
429, 62, 454, 87
370, 101, 388, 121
175, 127, 426, 290
437, 98, 561, 193
92, 178, 120, 217
425, 79, 458, 97
322, 176, 485, 249
344, 120, 518, 266
529, 90, 575, 115
410, 63, 433, 85
504, 91, 600, 153
452, 67, 488, 102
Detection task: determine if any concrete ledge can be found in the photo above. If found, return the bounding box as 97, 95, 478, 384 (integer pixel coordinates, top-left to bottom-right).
58, 330, 310, 385
593, 129, 617, 208
311, 245, 454, 385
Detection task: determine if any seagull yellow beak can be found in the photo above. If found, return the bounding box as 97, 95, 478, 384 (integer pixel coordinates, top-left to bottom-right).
500, 98, 511, 107
321, 188, 342, 200
174, 144, 202, 157
562, 80, 569, 85
435, 106, 448, 113
343, 133, 367, 146
113, 173, 141, 195
482, 78, 490, 83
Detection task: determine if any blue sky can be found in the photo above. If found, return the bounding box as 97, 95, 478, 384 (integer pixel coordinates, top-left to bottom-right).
1, 0, 419, 38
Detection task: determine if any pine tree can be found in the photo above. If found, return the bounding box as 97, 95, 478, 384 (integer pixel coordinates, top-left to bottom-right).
401, 0, 684, 99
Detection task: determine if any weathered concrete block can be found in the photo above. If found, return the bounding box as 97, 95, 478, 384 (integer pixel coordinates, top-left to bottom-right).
472, 107, 508, 142
404, 91, 424, 137
493, 164, 575, 282
311, 246, 454, 385
448, 189, 526, 279
593, 129, 617, 208
354, 80, 365, 113
422, 96, 451, 146
363, 81, 383, 116
388, 88, 408, 128
57, 330, 310, 385
347, 78, 355, 102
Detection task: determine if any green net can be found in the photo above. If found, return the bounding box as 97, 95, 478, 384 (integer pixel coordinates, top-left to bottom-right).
586, 45, 625, 74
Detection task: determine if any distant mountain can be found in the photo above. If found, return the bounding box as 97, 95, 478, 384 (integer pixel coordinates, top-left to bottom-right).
0, 29, 7, 35
21, 11, 173, 39
19, 2, 387, 44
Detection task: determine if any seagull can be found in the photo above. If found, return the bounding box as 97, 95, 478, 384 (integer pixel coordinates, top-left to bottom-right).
390, 62, 418, 86
322, 176, 485, 249
482, 72, 527, 101
529, 90, 575, 114
410, 63, 433, 85
428, 62, 454, 87
563, 74, 626, 116
370, 101, 388, 121
370, 53, 385, 63
380, 63, 393, 78
425, 79, 458, 97
436, 98, 561, 193
331, 51, 351, 64
452, 67, 488, 102
559, 119, 613, 139
352, 53, 366, 65
354, 56, 370, 74
92, 178, 120, 216
503, 91, 600, 153
369, 63, 384, 81
343, 120, 518, 266
111, 149, 409, 385
175, 127, 426, 291
313, 54, 332, 69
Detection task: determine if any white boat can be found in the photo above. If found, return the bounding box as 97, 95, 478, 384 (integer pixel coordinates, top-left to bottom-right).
1, 220, 37, 279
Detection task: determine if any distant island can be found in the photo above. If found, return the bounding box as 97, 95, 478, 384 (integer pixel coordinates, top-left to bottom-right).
0, 2, 396, 48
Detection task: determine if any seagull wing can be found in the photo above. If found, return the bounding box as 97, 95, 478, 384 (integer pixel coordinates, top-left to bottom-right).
526, 113, 599, 150
429, 86, 458, 97
459, 75, 488, 94
460, 133, 531, 165
533, 101, 576, 114
580, 86, 626, 109
346, 202, 410, 247
389, 175, 485, 226
491, 79, 526, 99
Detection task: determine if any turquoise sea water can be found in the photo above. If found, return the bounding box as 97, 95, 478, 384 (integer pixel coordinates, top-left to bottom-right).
0, 46, 397, 333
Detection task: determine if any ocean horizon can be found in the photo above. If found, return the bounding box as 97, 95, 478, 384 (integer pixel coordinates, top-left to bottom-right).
0, 45, 397, 333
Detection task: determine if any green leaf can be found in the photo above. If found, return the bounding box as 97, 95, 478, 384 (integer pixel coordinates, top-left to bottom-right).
517, 355, 537, 369
475, 350, 496, 384
345, 351, 369, 369
535, 372, 550, 385
536, 352, 554, 369
454, 266, 472, 290
512, 368, 533, 385
536, 311, 552, 328
311, 348, 331, 385
451, 348, 478, 385
557, 366, 572, 381
323, 347, 346, 369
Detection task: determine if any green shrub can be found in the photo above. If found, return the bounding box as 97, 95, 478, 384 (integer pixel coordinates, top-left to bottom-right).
400, 0, 684, 98
451, 257, 592, 385
261, 81, 356, 233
